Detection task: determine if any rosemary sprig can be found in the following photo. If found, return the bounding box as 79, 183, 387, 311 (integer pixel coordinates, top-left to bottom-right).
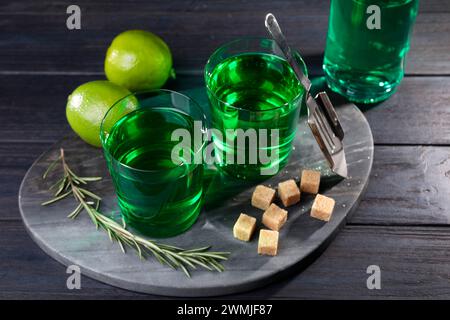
41, 148, 230, 277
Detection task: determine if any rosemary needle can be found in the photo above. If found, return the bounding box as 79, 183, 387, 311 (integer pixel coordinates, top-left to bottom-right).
42, 148, 230, 277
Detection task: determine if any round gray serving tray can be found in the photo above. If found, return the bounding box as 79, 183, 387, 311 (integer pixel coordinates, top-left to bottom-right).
19, 90, 373, 297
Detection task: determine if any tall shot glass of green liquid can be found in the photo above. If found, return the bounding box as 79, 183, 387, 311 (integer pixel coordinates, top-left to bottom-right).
100, 90, 207, 238
205, 38, 306, 180
324, 0, 419, 103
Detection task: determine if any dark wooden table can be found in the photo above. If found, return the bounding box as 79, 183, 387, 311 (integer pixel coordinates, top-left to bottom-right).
1, 0, 450, 299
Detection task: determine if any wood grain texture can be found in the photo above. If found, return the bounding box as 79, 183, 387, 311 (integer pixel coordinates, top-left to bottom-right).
1, 74, 450, 145
362, 77, 450, 145
0, 221, 149, 299
0, 74, 203, 143
353, 146, 450, 225
2, 0, 450, 299
4, 142, 450, 226
0, 1, 449, 75
0, 143, 49, 221
3, 222, 450, 299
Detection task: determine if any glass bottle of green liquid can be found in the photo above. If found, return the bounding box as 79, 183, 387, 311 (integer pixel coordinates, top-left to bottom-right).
323, 0, 419, 103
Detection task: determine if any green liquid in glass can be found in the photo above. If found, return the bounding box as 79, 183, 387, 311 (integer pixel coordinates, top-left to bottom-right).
324, 0, 419, 103
206, 53, 303, 180
104, 107, 203, 238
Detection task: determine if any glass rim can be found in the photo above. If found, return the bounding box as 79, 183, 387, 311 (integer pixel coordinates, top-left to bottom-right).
204, 36, 307, 112
100, 88, 208, 174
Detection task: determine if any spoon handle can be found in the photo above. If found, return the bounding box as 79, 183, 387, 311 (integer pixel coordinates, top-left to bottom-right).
265, 13, 311, 92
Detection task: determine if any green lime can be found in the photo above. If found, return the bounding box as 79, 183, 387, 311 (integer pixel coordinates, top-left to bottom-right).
66, 80, 136, 147
104, 30, 173, 91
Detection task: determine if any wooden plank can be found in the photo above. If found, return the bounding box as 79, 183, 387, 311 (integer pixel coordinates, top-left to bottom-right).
408, 13, 450, 75
0, 143, 49, 220
0, 1, 448, 75
245, 225, 450, 299
0, 74, 449, 145
0, 221, 148, 299
2, 0, 448, 14
362, 76, 450, 145
2, 221, 450, 299
0, 74, 203, 143
351, 146, 450, 226
2, 142, 450, 225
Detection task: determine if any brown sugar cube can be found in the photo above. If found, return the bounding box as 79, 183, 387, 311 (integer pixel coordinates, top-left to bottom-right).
300, 169, 321, 194
278, 179, 300, 207
251, 185, 276, 210
262, 203, 288, 231
258, 229, 279, 256
233, 213, 257, 241
311, 194, 335, 222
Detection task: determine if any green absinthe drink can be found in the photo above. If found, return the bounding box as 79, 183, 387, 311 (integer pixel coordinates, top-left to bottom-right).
101, 91, 206, 238
324, 0, 419, 103
205, 38, 306, 180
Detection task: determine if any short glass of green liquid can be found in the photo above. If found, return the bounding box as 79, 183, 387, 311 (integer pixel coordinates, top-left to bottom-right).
324, 0, 419, 103
205, 38, 307, 180
100, 90, 207, 238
